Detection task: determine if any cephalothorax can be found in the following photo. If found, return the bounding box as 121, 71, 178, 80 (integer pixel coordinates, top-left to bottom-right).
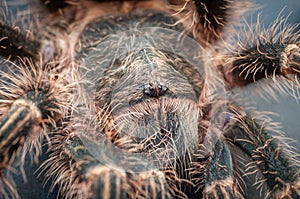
0, 0, 299, 199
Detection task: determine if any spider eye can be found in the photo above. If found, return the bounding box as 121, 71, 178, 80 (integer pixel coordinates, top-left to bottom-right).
143, 83, 168, 97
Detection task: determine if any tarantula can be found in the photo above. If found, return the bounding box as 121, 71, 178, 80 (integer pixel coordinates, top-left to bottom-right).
0, 0, 300, 198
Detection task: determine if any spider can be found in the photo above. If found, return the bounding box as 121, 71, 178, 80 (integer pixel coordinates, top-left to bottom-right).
0, 0, 300, 198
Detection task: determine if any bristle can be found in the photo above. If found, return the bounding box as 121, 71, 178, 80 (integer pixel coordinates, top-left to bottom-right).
1, 1, 299, 198
0, 57, 73, 198
0, 1, 43, 61
0, 173, 19, 199
0, 21, 41, 60
0, 0, 73, 64
223, 13, 300, 95
225, 106, 300, 198
203, 178, 237, 199
41, 126, 176, 199
169, 0, 251, 47
0, 58, 73, 118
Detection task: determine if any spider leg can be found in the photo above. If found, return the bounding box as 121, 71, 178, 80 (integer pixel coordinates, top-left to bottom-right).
0, 1, 61, 64
221, 18, 300, 88
41, 127, 173, 199
0, 89, 43, 198
0, 57, 71, 198
0, 1, 42, 61
225, 107, 300, 198
171, 0, 250, 47
203, 140, 236, 199
0, 22, 41, 61
40, 0, 72, 12
192, 131, 241, 199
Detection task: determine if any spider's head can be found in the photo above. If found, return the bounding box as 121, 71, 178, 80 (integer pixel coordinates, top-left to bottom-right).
95, 47, 204, 168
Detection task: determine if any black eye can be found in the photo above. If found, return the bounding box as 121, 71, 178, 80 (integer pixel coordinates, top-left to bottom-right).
143, 83, 168, 97
157, 84, 168, 93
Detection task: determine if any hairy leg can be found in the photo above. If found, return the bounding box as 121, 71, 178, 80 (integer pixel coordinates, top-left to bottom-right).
220, 16, 300, 88
41, 126, 174, 199
0, 57, 72, 198
225, 107, 300, 198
